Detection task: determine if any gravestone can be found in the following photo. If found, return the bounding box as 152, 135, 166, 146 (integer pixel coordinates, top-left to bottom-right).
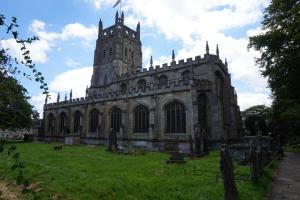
194, 125, 209, 157
220, 144, 238, 200
195, 125, 202, 156
65, 135, 80, 145
249, 140, 259, 182
166, 139, 186, 164
107, 129, 118, 151
188, 135, 196, 158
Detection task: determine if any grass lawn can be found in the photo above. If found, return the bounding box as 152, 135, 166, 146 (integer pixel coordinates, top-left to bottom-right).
0, 142, 276, 200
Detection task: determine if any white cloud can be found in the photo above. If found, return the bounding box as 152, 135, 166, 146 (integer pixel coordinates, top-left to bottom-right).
124, 0, 269, 44
1, 20, 97, 64
49, 66, 93, 99
0, 38, 51, 63
29, 20, 45, 33
32, 66, 93, 116
85, 0, 116, 9
238, 92, 272, 111
65, 58, 82, 68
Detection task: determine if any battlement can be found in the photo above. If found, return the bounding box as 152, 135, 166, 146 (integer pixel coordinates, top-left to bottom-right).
115, 53, 226, 80
44, 77, 212, 110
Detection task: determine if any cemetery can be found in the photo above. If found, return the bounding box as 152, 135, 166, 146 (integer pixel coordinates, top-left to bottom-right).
0, 135, 281, 200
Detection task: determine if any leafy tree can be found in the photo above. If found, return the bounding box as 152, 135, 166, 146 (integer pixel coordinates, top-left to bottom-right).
242, 105, 271, 136
248, 0, 300, 139
0, 14, 48, 130
0, 72, 34, 130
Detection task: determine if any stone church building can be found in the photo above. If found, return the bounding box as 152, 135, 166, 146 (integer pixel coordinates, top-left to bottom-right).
43, 12, 243, 152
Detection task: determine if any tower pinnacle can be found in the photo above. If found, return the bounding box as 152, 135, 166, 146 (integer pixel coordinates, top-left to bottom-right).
150, 56, 153, 67
206, 41, 209, 54
172, 49, 175, 62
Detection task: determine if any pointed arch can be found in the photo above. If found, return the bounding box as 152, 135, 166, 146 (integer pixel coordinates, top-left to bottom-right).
198, 94, 208, 131
134, 104, 149, 133
59, 112, 68, 134
89, 109, 100, 133
74, 110, 82, 133
158, 75, 168, 88
164, 100, 186, 133
47, 113, 55, 133
182, 70, 191, 85
110, 106, 122, 132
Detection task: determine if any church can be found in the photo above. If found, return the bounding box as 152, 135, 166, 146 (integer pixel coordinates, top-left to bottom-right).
42, 11, 243, 152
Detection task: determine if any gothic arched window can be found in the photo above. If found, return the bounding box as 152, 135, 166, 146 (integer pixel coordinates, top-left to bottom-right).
182, 70, 191, 85
74, 110, 82, 133
59, 112, 68, 134
138, 79, 146, 92
47, 113, 55, 133
90, 109, 99, 133
120, 83, 127, 94
158, 75, 168, 88
111, 107, 122, 132
165, 101, 186, 133
134, 105, 149, 133
198, 94, 208, 131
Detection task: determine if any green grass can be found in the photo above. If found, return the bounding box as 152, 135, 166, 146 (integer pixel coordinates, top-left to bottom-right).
284, 145, 300, 153
0, 143, 277, 200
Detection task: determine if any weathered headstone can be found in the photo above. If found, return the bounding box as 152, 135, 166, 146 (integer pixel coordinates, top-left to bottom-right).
249, 140, 259, 182
195, 125, 202, 156
65, 135, 80, 145
220, 144, 238, 200
166, 139, 186, 164
107, 129, 118, 151
188, 135, 196, 158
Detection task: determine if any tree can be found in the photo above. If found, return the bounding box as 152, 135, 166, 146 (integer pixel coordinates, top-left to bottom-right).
0, 14, 48, 130
0, 72, 34, 130
242, 105, 271, 136
248, 0, 300, 139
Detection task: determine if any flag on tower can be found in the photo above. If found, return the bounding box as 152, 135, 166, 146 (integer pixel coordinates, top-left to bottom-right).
113, 0, 122, 8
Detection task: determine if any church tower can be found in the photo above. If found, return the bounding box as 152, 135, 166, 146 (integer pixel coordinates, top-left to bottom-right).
90, 11, 142, 88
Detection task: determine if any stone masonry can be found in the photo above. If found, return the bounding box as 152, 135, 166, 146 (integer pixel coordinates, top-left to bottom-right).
42, 11, 243, 152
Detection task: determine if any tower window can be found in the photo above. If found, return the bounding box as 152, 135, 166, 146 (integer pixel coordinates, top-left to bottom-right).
110, 47, 112, 56
103, 50, 106, 58
125, 48, 128, 57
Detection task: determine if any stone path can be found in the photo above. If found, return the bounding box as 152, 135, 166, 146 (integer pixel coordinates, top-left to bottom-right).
267, 152, 300, 200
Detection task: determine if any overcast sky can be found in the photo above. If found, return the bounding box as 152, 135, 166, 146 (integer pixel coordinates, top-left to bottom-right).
1, 0, 272, 116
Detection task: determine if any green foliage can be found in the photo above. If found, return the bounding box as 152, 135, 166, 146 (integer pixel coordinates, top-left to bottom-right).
6, 144, 32, 195
0, 72, 35, 130
0, 143, 277, 200
242, 105, 271, 135
248, 0, 300, 138
0, 14, 48, 95
0, 14, 48, 130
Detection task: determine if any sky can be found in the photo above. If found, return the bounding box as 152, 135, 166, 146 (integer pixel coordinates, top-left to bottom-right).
0, 0, 272, 116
